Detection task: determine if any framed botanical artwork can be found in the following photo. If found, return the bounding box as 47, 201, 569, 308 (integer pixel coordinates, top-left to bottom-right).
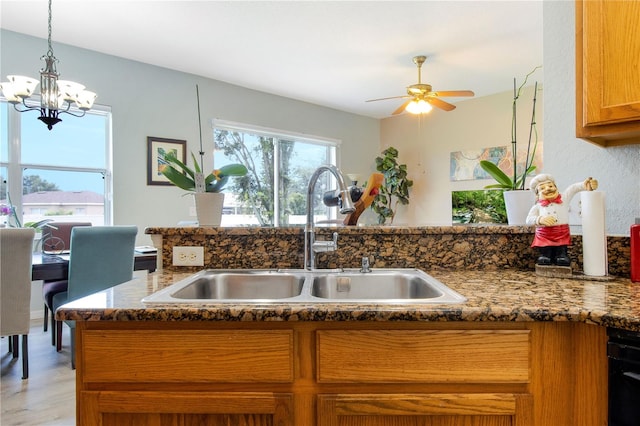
147, 137, 186, 186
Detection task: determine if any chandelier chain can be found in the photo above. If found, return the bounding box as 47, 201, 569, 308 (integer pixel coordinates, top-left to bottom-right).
46, 0, 54, 58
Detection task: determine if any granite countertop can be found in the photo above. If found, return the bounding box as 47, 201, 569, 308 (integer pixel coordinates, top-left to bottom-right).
55, 269, 640, 332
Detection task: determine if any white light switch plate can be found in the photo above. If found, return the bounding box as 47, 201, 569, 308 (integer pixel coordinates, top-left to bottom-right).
173, 246, 204, 266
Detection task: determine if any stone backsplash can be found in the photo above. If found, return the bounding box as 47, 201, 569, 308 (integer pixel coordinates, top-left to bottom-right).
145, 225, 631, 277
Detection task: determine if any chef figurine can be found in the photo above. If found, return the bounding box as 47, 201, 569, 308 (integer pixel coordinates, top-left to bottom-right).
526, 174, 598, 266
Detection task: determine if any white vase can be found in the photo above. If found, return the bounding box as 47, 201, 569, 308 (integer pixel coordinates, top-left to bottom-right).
194, 192, 224, 227
503, 190, 535, 226
33, 231, 42, 253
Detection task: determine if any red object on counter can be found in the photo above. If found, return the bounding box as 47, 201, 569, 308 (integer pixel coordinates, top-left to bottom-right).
632, 224, 640, 282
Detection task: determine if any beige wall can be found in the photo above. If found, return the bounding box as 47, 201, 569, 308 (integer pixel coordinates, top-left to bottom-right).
380, 86, 542, 226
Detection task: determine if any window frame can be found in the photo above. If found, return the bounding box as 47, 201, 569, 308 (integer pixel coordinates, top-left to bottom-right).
213, 119, 341, 227
1, 97, 113, 226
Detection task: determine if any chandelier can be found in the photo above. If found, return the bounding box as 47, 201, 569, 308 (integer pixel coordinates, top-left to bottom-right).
0, 0, 97, 130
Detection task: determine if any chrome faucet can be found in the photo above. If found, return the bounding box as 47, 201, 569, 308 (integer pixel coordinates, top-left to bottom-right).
304, 165, 356, 270
360, 256, 372, 273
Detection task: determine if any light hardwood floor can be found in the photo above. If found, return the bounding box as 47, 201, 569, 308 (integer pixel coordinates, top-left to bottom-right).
1, 319, 76, 425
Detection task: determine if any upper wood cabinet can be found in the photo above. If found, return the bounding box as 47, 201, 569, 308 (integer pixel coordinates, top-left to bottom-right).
576, 0, 640, 146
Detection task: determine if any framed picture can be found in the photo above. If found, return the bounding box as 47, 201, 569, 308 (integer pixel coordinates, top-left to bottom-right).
147, 137, 186, 186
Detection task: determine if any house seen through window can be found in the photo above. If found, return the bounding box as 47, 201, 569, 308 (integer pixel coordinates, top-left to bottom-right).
0, 99, 112, 229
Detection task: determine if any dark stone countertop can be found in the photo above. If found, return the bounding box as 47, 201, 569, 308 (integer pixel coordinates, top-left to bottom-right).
56, 268, 640, 332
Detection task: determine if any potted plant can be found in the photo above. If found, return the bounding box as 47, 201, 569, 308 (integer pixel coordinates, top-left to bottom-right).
370, 146, 413, 225
161, 151, 247, 226
479, 67, 541, 225
1, 198, 53, 230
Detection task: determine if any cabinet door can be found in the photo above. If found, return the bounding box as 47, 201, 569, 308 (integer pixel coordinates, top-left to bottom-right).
80, 329, 294, 383
80, 391, 293, 426
316, 330, 530, 384
576, 0, 640, 145
318, 393, 533, 426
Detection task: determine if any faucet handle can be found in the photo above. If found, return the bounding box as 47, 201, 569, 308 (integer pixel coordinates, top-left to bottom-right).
312, 232, 339, 253
360, 256, 371, 273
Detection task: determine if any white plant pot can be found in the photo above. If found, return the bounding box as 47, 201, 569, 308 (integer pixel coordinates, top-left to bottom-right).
33, 231, 42, 253
194, 192, 224, 227
503, 190, 535, 226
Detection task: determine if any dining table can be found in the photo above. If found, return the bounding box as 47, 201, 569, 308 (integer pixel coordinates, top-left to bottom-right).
31, 252, 157, 281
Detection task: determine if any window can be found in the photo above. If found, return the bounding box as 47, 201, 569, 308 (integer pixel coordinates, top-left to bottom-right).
213, 120, 340, 227
0, 98, 111, 228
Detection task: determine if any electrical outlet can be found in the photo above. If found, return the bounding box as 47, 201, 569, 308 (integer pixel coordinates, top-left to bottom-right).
173, 246, 204, 266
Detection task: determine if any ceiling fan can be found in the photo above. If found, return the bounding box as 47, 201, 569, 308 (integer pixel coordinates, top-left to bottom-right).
366, 55, 474, 115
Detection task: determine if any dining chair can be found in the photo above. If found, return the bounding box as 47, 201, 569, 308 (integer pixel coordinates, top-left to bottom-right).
41, 222, 92, 343
41, 222, 92, 254
51, 225, 137, 368
0, 227, 36, 379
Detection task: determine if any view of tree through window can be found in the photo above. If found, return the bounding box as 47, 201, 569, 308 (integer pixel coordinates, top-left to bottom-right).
214, 122, 338, 227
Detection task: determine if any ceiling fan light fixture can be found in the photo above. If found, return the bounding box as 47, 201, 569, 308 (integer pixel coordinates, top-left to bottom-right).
405, 99, 432, 114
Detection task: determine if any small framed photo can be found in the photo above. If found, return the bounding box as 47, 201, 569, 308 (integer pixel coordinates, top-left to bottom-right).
147, 137, 186, 186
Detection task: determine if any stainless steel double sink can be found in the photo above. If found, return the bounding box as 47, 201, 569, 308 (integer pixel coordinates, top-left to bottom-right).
142, 269, 466, 304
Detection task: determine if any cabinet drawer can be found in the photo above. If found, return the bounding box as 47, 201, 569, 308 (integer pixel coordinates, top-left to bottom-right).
317, 330, 530, 383
81, 330, 294, 383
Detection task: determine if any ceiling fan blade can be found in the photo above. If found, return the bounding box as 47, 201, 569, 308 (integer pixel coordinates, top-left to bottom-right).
433, 90, 475, 97
427, 97, 456, 111
366, 95, 411, 103
392, 99, 412, 115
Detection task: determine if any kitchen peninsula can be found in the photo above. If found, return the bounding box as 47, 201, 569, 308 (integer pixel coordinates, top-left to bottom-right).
57, 226, 636, 425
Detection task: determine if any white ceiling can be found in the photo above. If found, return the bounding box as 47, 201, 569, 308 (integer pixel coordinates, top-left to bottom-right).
0, 0, 543, 119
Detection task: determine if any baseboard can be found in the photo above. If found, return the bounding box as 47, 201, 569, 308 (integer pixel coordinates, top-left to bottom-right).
30, 309, 44, 321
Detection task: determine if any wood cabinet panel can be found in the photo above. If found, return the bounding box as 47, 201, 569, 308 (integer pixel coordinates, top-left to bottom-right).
316, 330, 530, 383
576, 0, 640, 145
317, 393, 533, 426
80, 391, 293, 426
81, 329, 294, 383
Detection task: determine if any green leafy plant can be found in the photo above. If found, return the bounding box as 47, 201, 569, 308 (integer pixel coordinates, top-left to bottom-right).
451, 190, 507, 224
160, 151, 247, 193
370, 146, 413, 224
480, 66, 541, 190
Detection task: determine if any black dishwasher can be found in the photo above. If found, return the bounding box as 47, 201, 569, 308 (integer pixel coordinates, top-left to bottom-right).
608, 327, 640, 426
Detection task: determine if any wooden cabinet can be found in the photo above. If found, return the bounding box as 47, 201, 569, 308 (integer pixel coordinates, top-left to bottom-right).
576, 0, 640, 146
76, 328, 295, 425
316, 329, 532, 425
74, 321, 606, 426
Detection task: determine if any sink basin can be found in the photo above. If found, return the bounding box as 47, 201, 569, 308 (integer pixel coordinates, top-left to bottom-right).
142, 268, 465, 305
142, 270, 306, 303
310, 270, 466, 303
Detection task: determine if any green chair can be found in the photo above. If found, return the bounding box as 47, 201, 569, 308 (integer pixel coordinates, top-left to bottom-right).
52, 226, 137, 368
